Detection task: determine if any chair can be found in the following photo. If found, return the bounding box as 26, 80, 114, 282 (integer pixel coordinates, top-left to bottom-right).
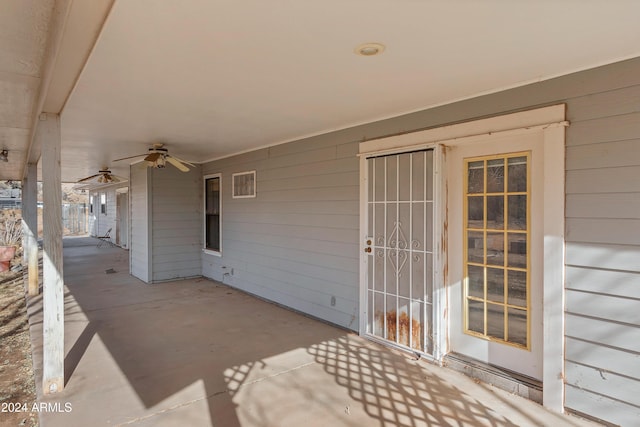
96, 228, 114, 248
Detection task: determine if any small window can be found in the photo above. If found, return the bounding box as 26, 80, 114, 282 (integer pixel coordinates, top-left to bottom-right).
100, 193, 107, 215
204, 174, 221, 253
232, 171, 256, 198
89, 195, 94, 214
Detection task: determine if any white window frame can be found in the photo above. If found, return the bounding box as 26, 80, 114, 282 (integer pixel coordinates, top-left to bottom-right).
203, 173, 222, 256
100, 193, 107, 215
232, 170, 256, 199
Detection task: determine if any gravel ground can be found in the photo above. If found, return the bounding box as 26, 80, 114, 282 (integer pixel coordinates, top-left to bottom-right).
0, 272, 38, 427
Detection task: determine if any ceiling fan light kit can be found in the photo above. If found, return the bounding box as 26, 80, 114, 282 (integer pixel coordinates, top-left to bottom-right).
113, 144, 194, 172
76, 169, 125, 185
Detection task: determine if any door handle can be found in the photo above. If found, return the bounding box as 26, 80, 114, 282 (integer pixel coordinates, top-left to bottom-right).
364, 247, 372, 253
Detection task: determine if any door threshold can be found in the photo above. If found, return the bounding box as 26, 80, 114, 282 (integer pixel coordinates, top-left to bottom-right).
443, 353, 542, 404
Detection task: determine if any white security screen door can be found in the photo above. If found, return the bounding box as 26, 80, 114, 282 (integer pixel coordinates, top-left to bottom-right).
364, 150, 435, 355
448, 132, 543, 380
359, 105, 566, 408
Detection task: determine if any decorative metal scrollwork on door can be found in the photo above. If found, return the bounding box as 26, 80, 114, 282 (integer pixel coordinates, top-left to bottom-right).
388, 221, 408, 276
366, 149, 434, 355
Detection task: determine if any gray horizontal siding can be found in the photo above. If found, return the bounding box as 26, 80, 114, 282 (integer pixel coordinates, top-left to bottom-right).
259, 157, 356, 180
223, 200, 358, 216
151, 165, 202, 282
130, 164, 149, 282
566, 139, 640, 170
566, 193, 640, 219
219, 240, 358, 285
567, 84, 640, 122
566, 218, 640, 245
221, 218, 358, 246
198, 57, 640, 424
222, 228, 359, 257
559, 65, 640, 422
566, 166, 640, 194
202, 141, 360, 329
253, 186, 358, 202
217, 267, 357, 328
258, 171, 359, 192
567, 112, 640, 147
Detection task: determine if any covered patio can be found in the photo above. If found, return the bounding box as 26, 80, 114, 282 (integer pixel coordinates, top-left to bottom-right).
26, 238, 594, 426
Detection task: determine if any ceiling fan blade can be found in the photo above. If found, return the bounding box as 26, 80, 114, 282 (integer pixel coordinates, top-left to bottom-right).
166, 156, 190, 172
144, 152, 162, 162
77, 173, 102, 183
168, 155, 195, 167
113, 153, 147, 162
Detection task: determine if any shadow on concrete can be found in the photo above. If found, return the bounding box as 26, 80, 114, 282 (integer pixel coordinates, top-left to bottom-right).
27, 237, 591, 426
52, 237, 345, 426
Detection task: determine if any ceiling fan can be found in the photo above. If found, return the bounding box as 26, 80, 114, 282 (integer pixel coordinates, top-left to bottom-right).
76, 168, 124, 184
113, 143, 194, 172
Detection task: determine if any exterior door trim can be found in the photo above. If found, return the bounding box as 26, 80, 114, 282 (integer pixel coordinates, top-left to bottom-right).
359, 104, 567, 412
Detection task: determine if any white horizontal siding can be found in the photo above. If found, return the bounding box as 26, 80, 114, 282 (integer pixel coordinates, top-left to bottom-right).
566, 315, 640, 353
566, 338, 639, 381
566, 242, 640, 272
566, 266, 640, 298
566, 362, 640, 408
566, 290, 640, 326
565, 385, 640, 426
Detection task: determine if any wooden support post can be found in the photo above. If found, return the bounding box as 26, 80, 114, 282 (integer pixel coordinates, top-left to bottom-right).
39, 113, 64, 394
22, 162, 39, 296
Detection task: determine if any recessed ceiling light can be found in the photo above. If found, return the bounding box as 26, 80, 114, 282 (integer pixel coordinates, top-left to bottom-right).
355, 43, 385, 57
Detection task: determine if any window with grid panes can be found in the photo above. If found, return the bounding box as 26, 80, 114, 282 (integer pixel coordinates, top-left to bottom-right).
464, 153, 530, 348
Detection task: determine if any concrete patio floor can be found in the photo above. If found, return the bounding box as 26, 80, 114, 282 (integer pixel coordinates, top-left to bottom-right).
26, 237, 599, 427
